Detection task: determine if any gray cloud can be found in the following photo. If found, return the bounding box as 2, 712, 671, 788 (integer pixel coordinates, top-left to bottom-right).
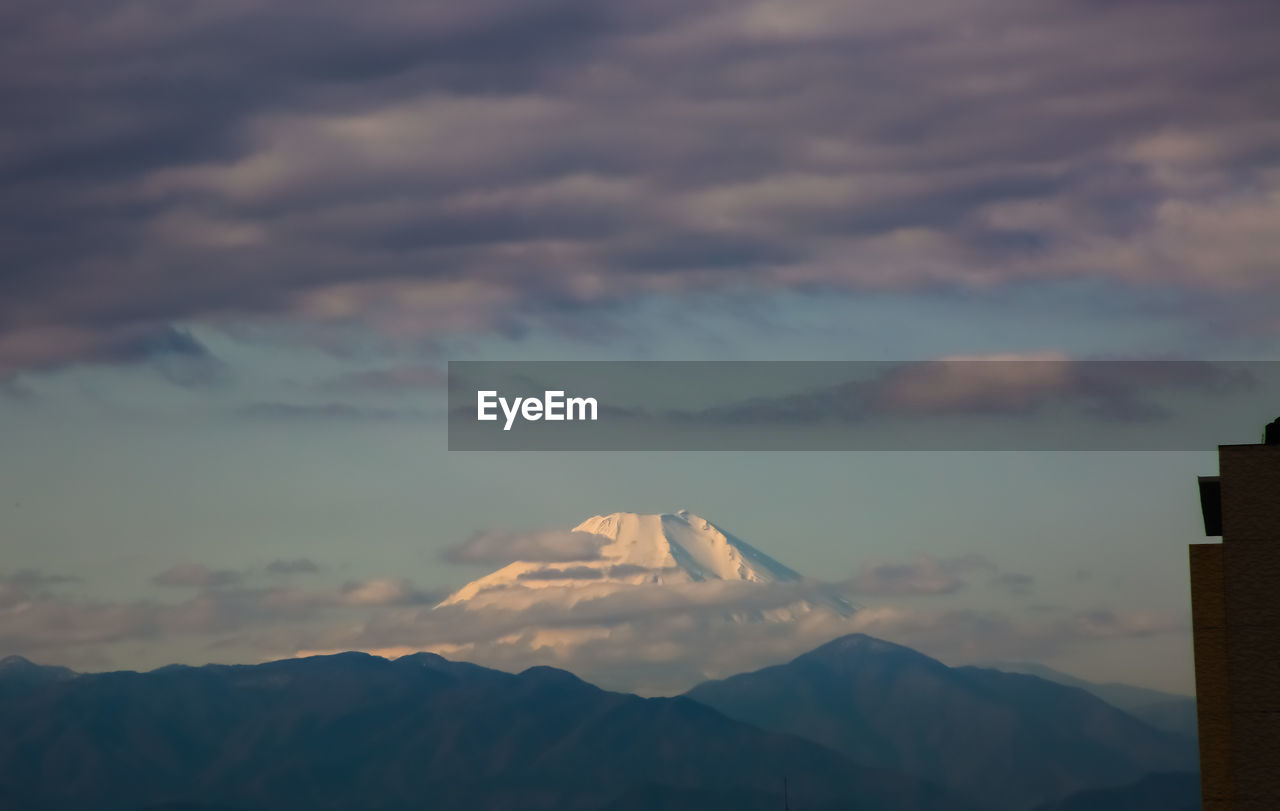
279, 585, 1182, 694
517, 566, 605, 582
0, 324, 226, 386
152, 564, 243, 588
989, 572, 1036, 596
265, 558, 321, 576
679, 358, 1254, 426
121, 326, 228, 387
3, 1, 1280, 376
605, 564, 653, 579
0, 558, 1169, 695
842, 554, 1039, 599
0, 569, 80, 588
337, 578, 445, 606
844, 555, 996, 597
442, 529, 608, 565
0, 570, 81, 611
320, 365, 446, 392
0, 575, 442, 655
234, 402, 427, 421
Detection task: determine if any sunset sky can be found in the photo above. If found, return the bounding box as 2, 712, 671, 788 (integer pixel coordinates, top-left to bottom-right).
3, 0, 1279, 694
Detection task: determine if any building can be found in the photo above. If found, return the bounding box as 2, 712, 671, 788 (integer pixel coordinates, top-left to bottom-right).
1191, 418, 1280, 810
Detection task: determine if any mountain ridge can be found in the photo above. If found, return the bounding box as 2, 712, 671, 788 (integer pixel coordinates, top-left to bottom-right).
0, 643, 972, 811
1, 633, 1204, 811
685, 632, 1198, 811
975, 660, 1198, 739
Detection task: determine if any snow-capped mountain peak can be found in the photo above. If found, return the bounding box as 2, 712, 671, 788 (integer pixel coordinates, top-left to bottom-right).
437, 511, 844, 616
569, 510, 800, 583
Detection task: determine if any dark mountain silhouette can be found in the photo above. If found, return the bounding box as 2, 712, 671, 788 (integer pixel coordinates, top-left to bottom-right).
685, 634, 1198, 810
131, 805, 252, 811
0, 649, 973, 811
601, 781, 844, 811
0, 655, 74, 698
982, 660, 1199, 739
1032, 771, 1200, 811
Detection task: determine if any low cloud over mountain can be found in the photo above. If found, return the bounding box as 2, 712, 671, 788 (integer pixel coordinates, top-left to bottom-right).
0, 513, 1182, 692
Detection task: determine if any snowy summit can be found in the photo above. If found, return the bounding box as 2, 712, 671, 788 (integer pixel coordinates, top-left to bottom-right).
439, 510, 853, 619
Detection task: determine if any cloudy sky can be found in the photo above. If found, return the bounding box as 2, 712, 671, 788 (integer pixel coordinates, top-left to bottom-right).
2, 0, 1279, 694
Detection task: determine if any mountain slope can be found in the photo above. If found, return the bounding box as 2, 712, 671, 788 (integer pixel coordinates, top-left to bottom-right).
0, 655, 75, 700
981, 661, 1198, 739
0, 654, 75, 682
981, 660, 1190, 710
574, 511, 801, 583
685, 634, 1198, 811
0, 651, 973, 811
439, 510, 852, 619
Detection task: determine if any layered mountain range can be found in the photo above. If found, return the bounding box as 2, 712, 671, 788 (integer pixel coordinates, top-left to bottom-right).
0, 643, 966, 811
0, 634, 1198, 811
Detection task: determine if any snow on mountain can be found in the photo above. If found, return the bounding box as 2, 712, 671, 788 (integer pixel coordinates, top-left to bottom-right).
438, 510, 853, 619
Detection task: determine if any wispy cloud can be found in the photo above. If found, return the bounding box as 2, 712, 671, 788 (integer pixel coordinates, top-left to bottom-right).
442, 529, 608, 566
989, 572, 1036, 596
0, 575, 444, 655
844, 555, 996, 597
677, 358, 1253, 425
281, 591, 1181, 695
152, 564, 242, 589
0, 569, 80, 588
234, 402, 427, 421
320, 365, 446, 393
0, 569, 81, 610
265, 558, 321, 576
1, 555, 1168, 695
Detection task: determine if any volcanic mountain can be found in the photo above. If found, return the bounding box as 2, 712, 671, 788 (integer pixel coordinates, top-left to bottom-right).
438, 510, 853, 619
